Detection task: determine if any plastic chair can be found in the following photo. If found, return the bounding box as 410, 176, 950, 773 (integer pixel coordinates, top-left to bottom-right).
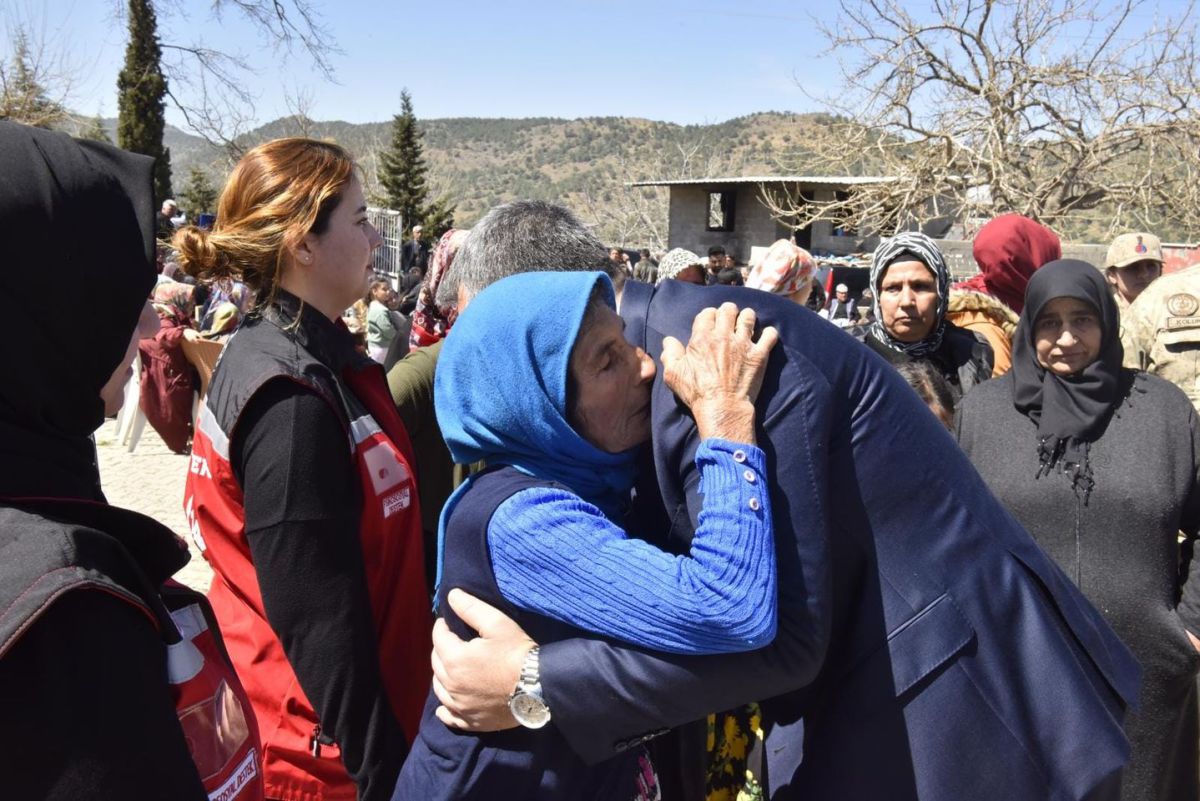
180, 334, 225, 400
119, 360, 148, 453
113, 366, 139, 439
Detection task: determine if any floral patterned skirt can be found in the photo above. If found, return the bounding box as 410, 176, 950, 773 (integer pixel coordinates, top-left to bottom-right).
633, 749, 661, 800
705, 703, 764, 801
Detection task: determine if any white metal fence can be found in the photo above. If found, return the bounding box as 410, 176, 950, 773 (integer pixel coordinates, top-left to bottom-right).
368, 207, 403, 285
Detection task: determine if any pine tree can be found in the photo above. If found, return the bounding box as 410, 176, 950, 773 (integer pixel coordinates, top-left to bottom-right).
0, 31, 65, 128
423, 195, 456, 239
378, 89, 437, 229
117, 0, 172, 203
80, 113, 111, 143
179, 166, 219, 217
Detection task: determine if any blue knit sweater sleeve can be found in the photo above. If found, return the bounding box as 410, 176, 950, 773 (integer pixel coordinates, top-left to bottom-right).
488, 438, 776, 655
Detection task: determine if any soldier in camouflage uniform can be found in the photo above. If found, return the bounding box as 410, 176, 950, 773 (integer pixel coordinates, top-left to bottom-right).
1122, 262, 1200, 411
1106, 231, 1164, 322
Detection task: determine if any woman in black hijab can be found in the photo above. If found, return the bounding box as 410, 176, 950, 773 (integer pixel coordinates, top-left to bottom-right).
957, 259, 1200, 801
0, 122, 259, 800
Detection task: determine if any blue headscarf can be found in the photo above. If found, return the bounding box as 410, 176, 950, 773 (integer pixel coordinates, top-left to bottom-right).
435, 270, 639, 514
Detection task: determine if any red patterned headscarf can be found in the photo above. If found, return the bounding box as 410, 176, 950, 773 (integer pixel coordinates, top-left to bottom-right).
409, 228, 468, 351
152, 280, 195, 326
746, 239, 816, 296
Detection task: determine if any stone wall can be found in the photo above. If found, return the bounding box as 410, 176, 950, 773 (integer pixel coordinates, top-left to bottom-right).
661, 184, 1154, 277
666, 185, 882, 260
937, 240, 1108, 280
667, 185, 790, 263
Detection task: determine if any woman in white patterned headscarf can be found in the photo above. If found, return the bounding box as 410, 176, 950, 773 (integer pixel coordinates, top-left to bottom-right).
861, 231, 993, 400
654, 248, 707, 285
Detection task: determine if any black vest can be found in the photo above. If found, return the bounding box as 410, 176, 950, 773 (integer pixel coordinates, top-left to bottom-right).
205, 292, 366, 440
398, 466, 642, 800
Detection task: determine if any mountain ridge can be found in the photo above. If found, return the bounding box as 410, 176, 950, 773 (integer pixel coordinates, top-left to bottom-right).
87, 110, 841, 245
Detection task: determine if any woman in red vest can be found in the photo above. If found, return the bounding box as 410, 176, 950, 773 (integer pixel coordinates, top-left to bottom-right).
176, 138, 431, 801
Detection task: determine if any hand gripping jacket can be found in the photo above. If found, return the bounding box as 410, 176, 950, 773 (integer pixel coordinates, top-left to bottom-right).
184, 296, 431, 800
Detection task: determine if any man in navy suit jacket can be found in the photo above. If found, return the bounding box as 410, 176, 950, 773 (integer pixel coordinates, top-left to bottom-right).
426, 201, 1139, 800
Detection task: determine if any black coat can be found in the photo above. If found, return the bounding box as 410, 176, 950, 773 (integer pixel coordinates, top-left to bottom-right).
0, 501, 209, 800
958, 370, 1200, 801
538, 279, 1139, 801
862, 321, 994, 400
401, 239, 429, 273
0, 121, 208, 800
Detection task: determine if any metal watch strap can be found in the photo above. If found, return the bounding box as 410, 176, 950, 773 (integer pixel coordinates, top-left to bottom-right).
518, 646, 541, 688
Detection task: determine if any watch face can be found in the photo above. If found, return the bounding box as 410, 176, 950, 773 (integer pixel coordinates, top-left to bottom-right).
510, 691, 551, 729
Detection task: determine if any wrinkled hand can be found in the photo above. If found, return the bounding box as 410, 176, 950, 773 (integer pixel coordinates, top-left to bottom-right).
431, 588, 537, 731
660, 302, 778, 444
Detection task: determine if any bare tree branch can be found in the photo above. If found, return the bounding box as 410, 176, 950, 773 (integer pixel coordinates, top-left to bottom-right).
149, 0, 340, 149
769, 0, 1200, 240
211, 0, 339, 79
281, 82, 317, 137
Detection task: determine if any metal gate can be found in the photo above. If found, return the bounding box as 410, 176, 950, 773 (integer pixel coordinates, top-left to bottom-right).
368, 207, 403, 285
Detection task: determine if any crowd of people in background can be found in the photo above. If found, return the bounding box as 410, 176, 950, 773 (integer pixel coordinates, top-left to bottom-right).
4, 120, 1200, 801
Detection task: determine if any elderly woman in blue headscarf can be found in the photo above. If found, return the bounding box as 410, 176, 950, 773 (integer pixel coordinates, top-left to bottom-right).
862, 231, 994, 399
395, 271, 780, 800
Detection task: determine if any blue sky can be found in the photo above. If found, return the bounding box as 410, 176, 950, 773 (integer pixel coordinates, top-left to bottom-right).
3, 0, 1193, 128
2, 0, 837, 126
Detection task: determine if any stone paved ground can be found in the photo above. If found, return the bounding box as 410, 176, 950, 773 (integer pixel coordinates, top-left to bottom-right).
95, 418, 213, 593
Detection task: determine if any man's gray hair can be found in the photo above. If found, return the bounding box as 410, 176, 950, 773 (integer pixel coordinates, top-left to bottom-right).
436, 200, 615, 307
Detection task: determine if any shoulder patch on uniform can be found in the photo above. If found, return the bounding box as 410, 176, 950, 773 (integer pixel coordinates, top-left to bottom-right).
1166, 293, 1200, 317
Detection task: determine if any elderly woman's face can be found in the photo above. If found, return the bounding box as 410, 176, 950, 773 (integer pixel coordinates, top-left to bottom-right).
1033, 297, 1103, 376
879, 259, 939, 343
674, 264, 707, 285
569, 303, 657, 453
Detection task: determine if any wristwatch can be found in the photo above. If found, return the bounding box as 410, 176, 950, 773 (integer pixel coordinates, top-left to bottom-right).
508, 645, 551, 729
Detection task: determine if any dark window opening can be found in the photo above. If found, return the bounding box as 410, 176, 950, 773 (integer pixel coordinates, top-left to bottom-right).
833, 190, 858, 236
707, 191, 736, 232
793, 191, 814, 250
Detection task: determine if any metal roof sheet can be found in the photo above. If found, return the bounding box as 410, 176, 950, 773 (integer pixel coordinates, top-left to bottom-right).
626, 175, 894, 187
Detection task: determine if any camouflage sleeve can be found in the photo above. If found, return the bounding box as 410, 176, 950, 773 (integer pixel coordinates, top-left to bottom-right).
1121, 296, 1154, 371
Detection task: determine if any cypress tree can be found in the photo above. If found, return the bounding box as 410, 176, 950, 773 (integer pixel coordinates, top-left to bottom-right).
378, 89, 431, 229
117, 0, 172, 202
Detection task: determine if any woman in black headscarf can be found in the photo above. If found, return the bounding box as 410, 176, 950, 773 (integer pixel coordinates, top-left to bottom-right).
0, 122, 260, 800
957, 259, 1200, 801
862, 231, 993, 399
